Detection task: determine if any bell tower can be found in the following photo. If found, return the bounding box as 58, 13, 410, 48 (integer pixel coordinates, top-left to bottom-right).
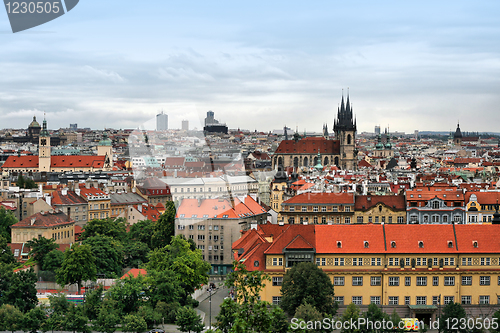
38, 115, 51, 172
334, 91, 357, 170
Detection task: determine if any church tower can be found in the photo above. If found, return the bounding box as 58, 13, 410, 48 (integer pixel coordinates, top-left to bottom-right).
334, 92, 357, 170
453, 123, 463, 146
97, 132, 113, 170
38, 116, 51, 172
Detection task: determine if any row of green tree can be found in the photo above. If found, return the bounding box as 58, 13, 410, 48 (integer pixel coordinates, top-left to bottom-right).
0, 234, 211, 333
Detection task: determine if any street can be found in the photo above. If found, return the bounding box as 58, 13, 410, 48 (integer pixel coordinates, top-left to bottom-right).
197, 284, 231, 328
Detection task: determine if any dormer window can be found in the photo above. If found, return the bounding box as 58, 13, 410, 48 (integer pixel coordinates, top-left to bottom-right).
418, 241, 424, 248
473, 241, 478, 248
448, 241, 453, 248
364, 241, 369, 248
337, 241, 342, 248
391, 241, 396, 248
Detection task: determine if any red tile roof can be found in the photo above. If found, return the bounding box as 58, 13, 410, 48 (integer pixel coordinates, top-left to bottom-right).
50, 156, 105, 168
2, 156, 39, 168
275, 137, 340, 155
13, 211, 74, 228
121, 268, 147, 279
52, 189, 87, 206
355, 195, 406, 211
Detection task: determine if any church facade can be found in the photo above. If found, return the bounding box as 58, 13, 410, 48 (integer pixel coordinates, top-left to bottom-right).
272, 94, 357, 171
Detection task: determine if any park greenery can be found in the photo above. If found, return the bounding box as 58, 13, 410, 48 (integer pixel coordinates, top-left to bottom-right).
0, 203, 211, 333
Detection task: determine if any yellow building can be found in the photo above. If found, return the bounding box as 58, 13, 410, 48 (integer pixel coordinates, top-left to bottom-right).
234, 223, 500, 322
280, 192, 355, 224
11, 210, 75, 245
78, 186, 111, 221
354, 195, 406, 224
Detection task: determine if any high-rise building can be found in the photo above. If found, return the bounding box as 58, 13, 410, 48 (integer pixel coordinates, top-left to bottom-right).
70, 124, 77, 130
375, 125, 381, 135
156, 111, 168, 131
181, 120, 189, 131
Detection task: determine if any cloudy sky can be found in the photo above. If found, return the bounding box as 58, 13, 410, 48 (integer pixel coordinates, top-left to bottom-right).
1, 1, 500, 133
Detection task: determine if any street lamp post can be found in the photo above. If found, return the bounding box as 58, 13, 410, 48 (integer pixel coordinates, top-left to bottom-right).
208, 285, 212, 329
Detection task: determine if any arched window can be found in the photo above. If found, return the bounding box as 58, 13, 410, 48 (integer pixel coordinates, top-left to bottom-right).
334, 156, 339, 166
314, 156, 318, 165
303, 157, 308, 166
293, 157, 298, 168
347, 134, 352, 145
324, 157, 329, 166
278, 157, 283, 166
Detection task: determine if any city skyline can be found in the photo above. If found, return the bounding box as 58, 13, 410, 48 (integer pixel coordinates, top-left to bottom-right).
1, 1, 500, 132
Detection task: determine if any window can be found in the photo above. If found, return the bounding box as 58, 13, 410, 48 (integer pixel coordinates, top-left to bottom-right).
444, 277, 455, 286
197, 235, 205, 240
353, 258, 363, 266
389, 258, 393, 266
433, 276, 439, 286
345, 206, 351, 212
371, 296, 381, 305
371, 258, 381, 266
432, 296, 439, 305
301, 206, 307, 212
344, 217, 351, 224
405, 296, 410, 305
397, 216, 404, 223
316, 257, 326, 266
289, 206, 295, 212
321, 206, 326, 212
481, 257, 491, 266
177, 225, 185, 230
480, 276, 490, 286
335, 296, 344, 305
313, 206, 318, 212
389, 277, 399, 286
352, 276, 363, 286
371, 276, 381, 286
462, 276, 472, 286
433, 258, 438, 266
417, 277, 427, 286
352, 296, 362, 305
406, 258, 411, 266
444, 258, 449, 266
272, 277, 283, 286
272, 296, 282, 305
332, 206, 338, 212
444, 296, 454, 305
334, 277, 345, 286
389, 296, 399, 305
416, 296, 427, 305
188, 225, 194, 230
405, 277, 411, 286
479, 296, 490, 305
334, 258, 344, 266
272, 258, 283, 266
461, 296, 472, 305
357, 216, 364, 223
198, 225, 205, 230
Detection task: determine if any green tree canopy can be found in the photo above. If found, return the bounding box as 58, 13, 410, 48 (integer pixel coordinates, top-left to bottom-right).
64, 304, 90, 333
340, 303, 360, 333
80, 217, 128, 242
43, 248, 65, 271
123, 240, 150, 268
0, 207, 17, 243
0, 265, 38, 313
439, 302, 467, 333
0, 236, 15, 265
56, 244, 97, 295
48, 292, 70, 314
128, 219, 154, 246
123, 314, 147, 333
280, 261, 337, 316
217, 262, 289, 333
0, 304, 24, 333
82, 234, 123, 278
26, 236, 59, 269
107, 274, 148, 315
147, 235, 210, 296
22, 306, 47, 333
176, 306, 204, 333
151, 201, 175, 249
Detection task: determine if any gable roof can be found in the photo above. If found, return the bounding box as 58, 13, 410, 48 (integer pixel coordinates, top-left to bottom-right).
275, 137, 340, 155
52, 189, 87, 206
283, 192, 354, 205
355, 195, 406, 211
13, 211, 73, 228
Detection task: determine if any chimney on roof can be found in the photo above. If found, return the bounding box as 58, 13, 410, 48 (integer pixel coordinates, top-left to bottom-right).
61, 188, 68, 196
67, 207, 71, 222
30, 217, 35, 226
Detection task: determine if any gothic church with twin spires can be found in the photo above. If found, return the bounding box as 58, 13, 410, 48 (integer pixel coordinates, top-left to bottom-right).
272, 93, 357, 171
